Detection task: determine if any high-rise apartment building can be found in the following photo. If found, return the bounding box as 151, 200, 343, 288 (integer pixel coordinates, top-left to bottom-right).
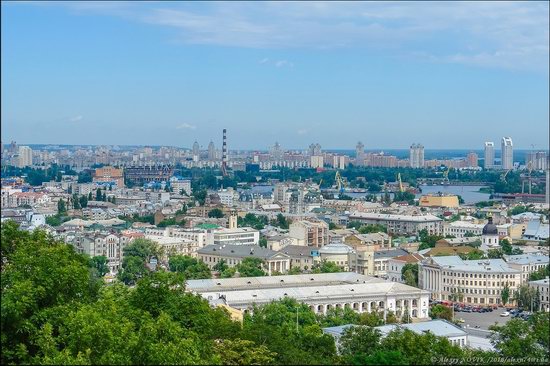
270, 142, 283, 160
501, 137, 513, 170
207, 141, 216, 160
355, 141, 365, 166
484, 142, 495, 169
308, 143, 321, 156
192, 141, 200, 161
17, 146, 33, 167
526, 151, 548, 171
409, 143, 424, 168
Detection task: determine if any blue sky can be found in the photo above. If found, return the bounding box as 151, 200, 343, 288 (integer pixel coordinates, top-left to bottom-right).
1, 1, 549, 150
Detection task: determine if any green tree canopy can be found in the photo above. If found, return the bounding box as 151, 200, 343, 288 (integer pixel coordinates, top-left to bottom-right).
168, 255, 211, 279
312, 260, 342, 273
237, 258, 266, 277
208, 208, 225, 218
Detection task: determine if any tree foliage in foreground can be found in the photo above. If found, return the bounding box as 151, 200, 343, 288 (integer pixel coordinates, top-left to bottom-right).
2, 221, 549, 365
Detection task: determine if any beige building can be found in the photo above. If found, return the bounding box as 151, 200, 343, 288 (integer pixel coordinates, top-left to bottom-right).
289, 219, 329, 247
419, 194, 459, 208
344, 232, 392, 251
419, 256, 521, 306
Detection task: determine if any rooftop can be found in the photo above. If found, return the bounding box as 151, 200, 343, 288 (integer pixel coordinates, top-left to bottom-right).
374, 248, 409, 259
197, 244, 282, 259
504, 254, 549, 265
189, 273, 428, 306
323, 319, 466, 339
427, 256, 520, 273
349, 212, 442, 222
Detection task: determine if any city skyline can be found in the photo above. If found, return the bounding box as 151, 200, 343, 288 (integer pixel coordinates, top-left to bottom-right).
2, 1, 549, 149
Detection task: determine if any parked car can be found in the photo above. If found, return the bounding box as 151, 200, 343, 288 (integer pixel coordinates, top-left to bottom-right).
500, 311, 510, 317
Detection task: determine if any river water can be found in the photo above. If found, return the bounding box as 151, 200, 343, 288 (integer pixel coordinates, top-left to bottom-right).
415, 185, 490, 204
239, 184, 491, 204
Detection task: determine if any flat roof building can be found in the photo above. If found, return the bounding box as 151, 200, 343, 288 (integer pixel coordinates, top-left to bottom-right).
187, 272, 430, 319
349, 212, 442, 236
323, 319, 488, 350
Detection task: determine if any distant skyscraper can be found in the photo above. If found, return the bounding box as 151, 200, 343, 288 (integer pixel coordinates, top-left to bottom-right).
270, 142, 283, 160
409, 143, 424, 168
308, 143, 321, 156
501, 137, 513, 170
484, 142, 495, 169
355, 141, 365, 166
192, 141, 200, 161
207, 141, 216, 160
17, 146, 33, 167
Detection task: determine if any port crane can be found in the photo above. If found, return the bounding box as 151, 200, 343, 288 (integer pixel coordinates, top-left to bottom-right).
521, 161, 534, 194
397, 173, 404, 193
500, 169, 512, 183
335, 171, 345, 194
442, 168, 450, 185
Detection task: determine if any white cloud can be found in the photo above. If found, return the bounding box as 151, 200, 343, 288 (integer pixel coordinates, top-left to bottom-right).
69, 115, 83, 122
20, 1, 549, 72
176, 123, 196, 130
275, 60, 293, 68
297, 129, 308, 135
259, 57, 269, 64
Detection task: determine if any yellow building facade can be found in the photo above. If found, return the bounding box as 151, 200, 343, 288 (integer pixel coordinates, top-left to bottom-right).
419, 194, 459, 208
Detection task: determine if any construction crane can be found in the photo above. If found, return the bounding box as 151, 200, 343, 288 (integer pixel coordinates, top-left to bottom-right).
397, 173, 404, 193
442, 168, 450, 184
501, 169, 512, 183
522, 161, 534, 194
335, 171, 345, 194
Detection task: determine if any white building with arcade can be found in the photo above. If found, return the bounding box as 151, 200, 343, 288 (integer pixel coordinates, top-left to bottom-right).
187, 272, 430, 319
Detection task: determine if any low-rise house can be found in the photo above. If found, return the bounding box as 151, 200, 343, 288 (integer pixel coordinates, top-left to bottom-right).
387, 253, 425, 283
323, 320, 481, 349
522, 220, 549, 242
373, 248, 410, 278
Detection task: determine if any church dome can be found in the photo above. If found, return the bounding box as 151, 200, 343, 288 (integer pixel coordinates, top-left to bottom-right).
482, 217, 498, 235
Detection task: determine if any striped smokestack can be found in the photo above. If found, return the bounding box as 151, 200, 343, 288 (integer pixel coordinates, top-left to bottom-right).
221, 128, 228, 176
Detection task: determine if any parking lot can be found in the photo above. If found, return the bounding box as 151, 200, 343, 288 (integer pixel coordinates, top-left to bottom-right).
454, 309, 512, 330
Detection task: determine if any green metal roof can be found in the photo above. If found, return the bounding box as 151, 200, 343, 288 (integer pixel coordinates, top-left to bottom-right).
195, 223, 220, 230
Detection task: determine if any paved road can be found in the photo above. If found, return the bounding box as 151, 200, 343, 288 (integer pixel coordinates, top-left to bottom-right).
454, 310, 512, 330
